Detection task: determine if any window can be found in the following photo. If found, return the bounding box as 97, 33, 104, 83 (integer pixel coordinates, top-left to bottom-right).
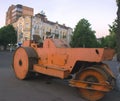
25, 23, 29, 28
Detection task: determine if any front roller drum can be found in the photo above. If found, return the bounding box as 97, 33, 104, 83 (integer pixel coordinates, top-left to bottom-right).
70, 67, 113, 101
12, 47, 38, 80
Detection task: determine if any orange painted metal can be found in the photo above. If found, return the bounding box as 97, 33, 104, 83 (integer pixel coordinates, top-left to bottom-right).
72, 68, 109, 101
13, 47, 29, 79
22, 40, 30, 47
34, 64, 70, 79
13, 38, 115, 101
69, 80, 112, 92
26, 39, 115, 79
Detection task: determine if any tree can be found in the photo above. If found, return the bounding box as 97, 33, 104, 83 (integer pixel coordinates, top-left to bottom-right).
70, 18, 98, 48
0, 25, 17, 49
100, 20, 117, 48
116, 0, 120, 61
108, 20, 117, 48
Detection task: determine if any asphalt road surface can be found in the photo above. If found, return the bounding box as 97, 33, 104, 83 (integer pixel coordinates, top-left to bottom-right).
0, 51, 120, 101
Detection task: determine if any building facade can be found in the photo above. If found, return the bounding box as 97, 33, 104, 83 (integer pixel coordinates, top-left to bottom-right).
6, 4, 33, 25
14, 16, 32, 43
32, 13, 72, 43
14, 13, 72, 44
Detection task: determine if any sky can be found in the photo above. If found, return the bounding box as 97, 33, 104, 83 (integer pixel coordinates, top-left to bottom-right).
0, 0, 117, 38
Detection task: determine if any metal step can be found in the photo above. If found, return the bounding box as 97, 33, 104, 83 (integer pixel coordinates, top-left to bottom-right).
33, 64, 70, 79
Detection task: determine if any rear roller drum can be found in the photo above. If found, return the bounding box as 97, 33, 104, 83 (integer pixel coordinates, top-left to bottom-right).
75, 67, 107, 101
12, 47, 38, 80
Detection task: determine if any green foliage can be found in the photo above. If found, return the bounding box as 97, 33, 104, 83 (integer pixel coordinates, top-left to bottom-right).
100, 36, 116, 48
70, 18, 98, 48
116, 0, 120, 61
100, 20, 117, 48
0, 25, 17, 49
116, 0, 120, 6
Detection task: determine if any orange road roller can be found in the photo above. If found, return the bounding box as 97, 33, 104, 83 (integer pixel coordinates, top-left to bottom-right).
12, 38, 115, 101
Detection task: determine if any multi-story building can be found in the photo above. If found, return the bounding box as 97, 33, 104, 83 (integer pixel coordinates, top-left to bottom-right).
32, 13, 72, 43
14, 12, 72, 44
6, 4, 33, 25
14, 16, 32, 43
